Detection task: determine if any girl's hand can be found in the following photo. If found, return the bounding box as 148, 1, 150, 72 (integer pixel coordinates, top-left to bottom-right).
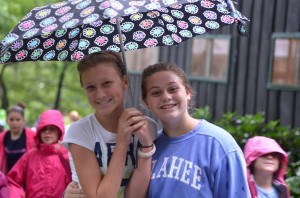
117, 108, 147, 146
63, 181, 85, 198
133, 118, 153, 148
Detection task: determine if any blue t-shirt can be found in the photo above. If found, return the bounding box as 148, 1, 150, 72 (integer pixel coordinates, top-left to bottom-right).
256, 184, 279, 198
148, 120, 251, 198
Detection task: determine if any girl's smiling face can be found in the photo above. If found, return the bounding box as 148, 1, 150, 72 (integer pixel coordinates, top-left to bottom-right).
81, 62, 128, 117
144, 71, 191, 123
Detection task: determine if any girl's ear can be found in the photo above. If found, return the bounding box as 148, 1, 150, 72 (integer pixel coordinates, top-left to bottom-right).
186, 89, 191, 101
122, 75, 129, 89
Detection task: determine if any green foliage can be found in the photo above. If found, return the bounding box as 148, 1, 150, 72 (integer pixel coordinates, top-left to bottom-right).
0, 0, 59, 40
286, 166, 300, 197
2, 61, 92, 126
0, 0, 92, 127
192, 106, 300, 195
192, 106, 212, 121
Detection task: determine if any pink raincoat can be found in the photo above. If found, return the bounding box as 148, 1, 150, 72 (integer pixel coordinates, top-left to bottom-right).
7, 110, 71, 198
0, 128, 36, 175
0, 171, 8, 198
244, 136, 290, 198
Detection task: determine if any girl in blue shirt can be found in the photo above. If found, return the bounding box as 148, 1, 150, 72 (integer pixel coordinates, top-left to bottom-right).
140, 62, 251, 198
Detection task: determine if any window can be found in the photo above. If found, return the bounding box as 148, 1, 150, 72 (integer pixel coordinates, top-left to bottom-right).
189, 35, 231, 82
268, 33, 300, 90
125, 47, 159, 72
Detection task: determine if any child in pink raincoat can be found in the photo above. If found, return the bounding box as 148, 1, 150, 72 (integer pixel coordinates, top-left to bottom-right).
7, 109, 71, 198
244, 136, 290, 198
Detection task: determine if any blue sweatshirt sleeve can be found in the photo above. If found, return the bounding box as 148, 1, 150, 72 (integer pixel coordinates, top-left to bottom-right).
213, 150, 251, 198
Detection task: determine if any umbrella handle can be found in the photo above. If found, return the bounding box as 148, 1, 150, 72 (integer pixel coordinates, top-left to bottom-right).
116, 17, 134, 107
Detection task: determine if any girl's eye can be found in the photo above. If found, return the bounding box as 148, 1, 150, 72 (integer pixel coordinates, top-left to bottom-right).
85, 85, 94, 91
151, 90, 161, 96
9, 118, 20, 122
48, 127, 57, 131
103, 81, 112, 87
169, 86, 179, 93
42, 126, 57, 133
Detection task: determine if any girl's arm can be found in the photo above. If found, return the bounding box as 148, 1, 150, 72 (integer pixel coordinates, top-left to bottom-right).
213, 150, 251, 197
69, 142, 128, 198
70, 109, 148, 198
125, 115, 155, 198
125, 148, 153, 198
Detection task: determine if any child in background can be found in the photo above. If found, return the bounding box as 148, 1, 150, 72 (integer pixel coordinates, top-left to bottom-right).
0, 104, 36, 175
7, 109, 71, 198
65, 110, 81, 133
140, 62, 251, 197
244, 136, 290, 198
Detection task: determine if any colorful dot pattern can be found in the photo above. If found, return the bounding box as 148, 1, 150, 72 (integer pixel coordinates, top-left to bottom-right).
0, 0, 236, 63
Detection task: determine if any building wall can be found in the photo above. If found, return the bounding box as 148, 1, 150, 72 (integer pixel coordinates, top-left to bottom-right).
127, 0, 300, 128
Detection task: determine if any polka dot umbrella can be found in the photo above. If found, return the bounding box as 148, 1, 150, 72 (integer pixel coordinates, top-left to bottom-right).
0, 0, 249, 64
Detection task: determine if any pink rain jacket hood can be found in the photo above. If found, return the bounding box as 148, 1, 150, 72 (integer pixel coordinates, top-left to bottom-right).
35, 109, 65, 145
7, 109, 71, 198
244, 136, 290, 198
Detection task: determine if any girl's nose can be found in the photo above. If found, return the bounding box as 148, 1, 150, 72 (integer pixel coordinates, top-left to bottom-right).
161, 91, 171, 101
95, 87, 105, 98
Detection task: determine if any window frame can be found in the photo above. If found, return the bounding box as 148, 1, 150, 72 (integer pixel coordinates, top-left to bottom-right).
186, 34, 233, 84
267, 32, 300, 91
125, 47, 160, 75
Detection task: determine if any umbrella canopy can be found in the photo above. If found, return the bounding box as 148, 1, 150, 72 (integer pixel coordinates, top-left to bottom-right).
0, 0, 249, 64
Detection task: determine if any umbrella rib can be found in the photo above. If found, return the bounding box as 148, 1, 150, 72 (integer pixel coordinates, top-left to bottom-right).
0, 44, 8, 58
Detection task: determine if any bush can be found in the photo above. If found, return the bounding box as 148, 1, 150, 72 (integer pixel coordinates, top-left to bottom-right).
192, 107, 300, 196
286, 166, 300, 197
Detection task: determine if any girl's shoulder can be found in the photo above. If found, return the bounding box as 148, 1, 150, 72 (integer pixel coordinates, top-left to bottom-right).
196, 120, 233, 139
195, 120, 241, 153
62, 113, 105, 151
0, 131, 7, 140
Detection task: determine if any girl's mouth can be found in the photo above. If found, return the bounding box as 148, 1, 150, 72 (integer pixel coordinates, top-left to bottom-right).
161, 104, 176, 109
